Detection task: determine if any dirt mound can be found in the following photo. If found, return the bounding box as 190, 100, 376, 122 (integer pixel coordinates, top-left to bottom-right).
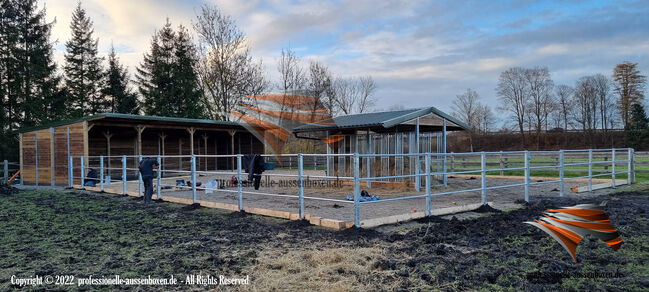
180, 203, 202, 211
473, 204, 502, 213
377, 191, 649, 290
0, 184, 19, 195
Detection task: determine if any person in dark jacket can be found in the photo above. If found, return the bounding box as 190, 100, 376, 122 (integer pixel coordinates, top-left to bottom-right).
138, 157, 159, 203
244, 154, 265, 190
84, 168, 98, 187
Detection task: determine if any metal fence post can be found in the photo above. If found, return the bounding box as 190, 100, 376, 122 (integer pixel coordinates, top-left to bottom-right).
415, 153, 421, 192
156, 154, 161, 200
612, 149, 616, 188
35, 133, 38, 186
4, 160, 8, 184
628, 148, 633, 185
50, 127, 55, 187
237, 154, 243, 211
354, 153, 360, 228
68, 156, 73, 187
99, 155, 104, 192
298, 154, 305, 219
122, 155, 127, 195
588, 149, 593, 192
80, 156, 85, 188
443, 152, 448, 186
139, 155, 143, 197
524, 151, 530, 203
559, 149, 565, 197
481, 152, 487, 205
425, 153, 431, 216
191, 155, 197, 204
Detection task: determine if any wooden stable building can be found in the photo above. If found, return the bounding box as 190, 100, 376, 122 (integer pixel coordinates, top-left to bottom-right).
17, 113, 263, 185
293, 107, 469, 188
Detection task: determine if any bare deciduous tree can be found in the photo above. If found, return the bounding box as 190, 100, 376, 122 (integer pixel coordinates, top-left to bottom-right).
330, 76, 376, 115
356, 76, 376, 114
452, 88, 486, 151
193, 4, 269, 121
276, 47, 306, 93
573, 76, 598, 145
475, 103, 495, 133
525, 67, 554, 149
554, 84, 573, 130
613, 62, 646, 126
307, 60, 335, 114
452, 88, 480, 129
497, 67, 528, 146
592, 73, 615, 131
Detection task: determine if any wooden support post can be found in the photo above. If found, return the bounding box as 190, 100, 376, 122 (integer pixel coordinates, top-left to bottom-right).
35, 132, 38, 186
187, 127, 196, 155
50, 127, 55, 186
228, 130, 236, 169
83, 121, 90, 169
159, 132, 166, 171
202, 134, 208, 171
103, 131, 113, 171
178, 138, 183, 170
19, 133, 23, 185
499, 151, 504, 176
135, 125, 146, 156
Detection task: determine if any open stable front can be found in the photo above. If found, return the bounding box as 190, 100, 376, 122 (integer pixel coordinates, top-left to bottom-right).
18, 113, 264, 186
291, 107, 471, 189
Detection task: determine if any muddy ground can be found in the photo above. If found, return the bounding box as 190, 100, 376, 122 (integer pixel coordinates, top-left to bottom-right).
1, 184, 648, 291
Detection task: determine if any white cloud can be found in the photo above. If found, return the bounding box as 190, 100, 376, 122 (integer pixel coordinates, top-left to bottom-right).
36, 0, 649, 119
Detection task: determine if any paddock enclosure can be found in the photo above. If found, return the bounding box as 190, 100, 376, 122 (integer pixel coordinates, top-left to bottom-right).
15, 110, 636, 229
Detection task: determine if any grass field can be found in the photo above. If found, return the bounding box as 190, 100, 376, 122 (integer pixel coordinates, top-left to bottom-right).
1, 185, 648, 291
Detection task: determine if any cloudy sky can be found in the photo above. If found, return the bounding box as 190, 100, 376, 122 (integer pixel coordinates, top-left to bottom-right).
40, 0, 649, 120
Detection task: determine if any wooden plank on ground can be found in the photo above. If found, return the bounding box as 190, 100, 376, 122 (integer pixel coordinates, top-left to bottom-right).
571, 179, 628, 193
198, 200, 239, 211
360, 203, 485, 228
244, 206, 292, 219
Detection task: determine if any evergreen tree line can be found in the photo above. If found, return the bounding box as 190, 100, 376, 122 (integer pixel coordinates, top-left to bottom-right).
0, 2, 378, 160
0, 2, 216, 159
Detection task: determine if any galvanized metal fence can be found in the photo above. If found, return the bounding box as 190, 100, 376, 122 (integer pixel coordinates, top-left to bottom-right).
2, 160, 19, 184
57, 148, 633, 228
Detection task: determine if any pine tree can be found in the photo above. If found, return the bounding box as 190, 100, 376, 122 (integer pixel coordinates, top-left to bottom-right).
0, 0, 61, 160
625, 103, 649, 150
64, 2, 105, 117
137, 20, 174, 116
1, 2, 61, 126
171, 25, 204, 118
103, 46, 139, 114
137, 20, 204, 118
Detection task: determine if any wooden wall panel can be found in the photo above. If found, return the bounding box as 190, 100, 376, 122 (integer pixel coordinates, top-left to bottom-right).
20, 122, 86, 185
36, 129, 52, 184
22, 121, 264, 184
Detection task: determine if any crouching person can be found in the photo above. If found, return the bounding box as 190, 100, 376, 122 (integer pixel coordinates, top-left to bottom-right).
138, 157, 159, 203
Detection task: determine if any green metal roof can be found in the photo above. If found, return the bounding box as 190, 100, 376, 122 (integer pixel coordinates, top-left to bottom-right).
293, 107, 471, 132
15, 113, 241, 133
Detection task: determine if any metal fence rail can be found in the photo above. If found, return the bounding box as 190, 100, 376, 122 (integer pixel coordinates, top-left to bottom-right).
2, 160, 19, 184
23, 147, 635, 228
